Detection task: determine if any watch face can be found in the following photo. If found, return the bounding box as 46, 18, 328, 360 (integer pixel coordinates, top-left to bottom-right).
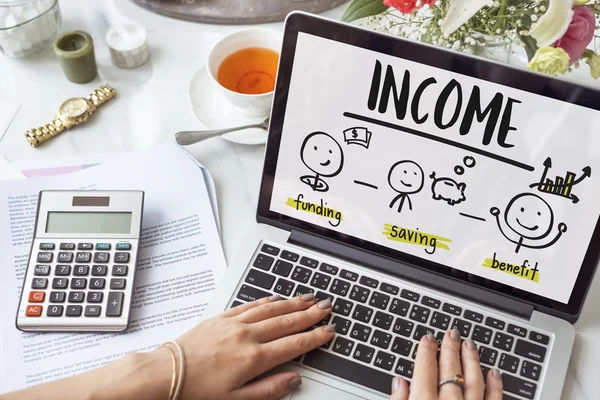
59, 98, 88, 118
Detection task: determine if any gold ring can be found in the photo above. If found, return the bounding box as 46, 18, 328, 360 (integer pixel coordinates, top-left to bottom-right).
438, 374, 465, 390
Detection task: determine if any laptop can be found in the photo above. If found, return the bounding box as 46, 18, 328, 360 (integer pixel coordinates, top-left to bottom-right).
205, 11, 600, 400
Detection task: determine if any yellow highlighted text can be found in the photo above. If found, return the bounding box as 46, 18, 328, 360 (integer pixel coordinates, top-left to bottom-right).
286, 195, 343, 227
383, 223, 451, 254
482, 253, 539, 283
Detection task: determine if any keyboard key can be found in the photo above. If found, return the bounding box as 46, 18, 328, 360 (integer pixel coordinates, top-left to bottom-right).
32, 278, 48, 289
485, 316, 505, 330
34, 265, 50, 275
58, 252, 74, 263
442, 303, 462, 316
521, 360, 542, 381
87, 291, 103, 303
350, 323, 372, 342
316, 314, 331, 327
55, 265, 71, 276
352, 304, 374, 323
478, 346, 498, 366
373, 311, 393, 330
75, 252, 92, 263
90, 278, 105, 289
60, 243, 76, 250
93, 252, 110, 263
330, 279, 351, 296
52, 278, 68, 289
389, 298, 410, 317
85, 305, 102, 317
66, 305, 82, 317
332, 337, 355, 356
300, 256, 318, 268
112, 265, 128, 276
28, 291, 45, 302
340, 269, 358, 282
350, 285, 370, 303
96, 243, 111, 250
499, 353, 519, 373
110, 278, 126, 290
47, 305, 63, 317
245, 269, 275, 290
230, 301, 243, 308
507, 324, 527, 338
413, 325, 435, 341
430, 311, 451, 330
421, 296, 440, 309
304, 349, 394, 395
115, 243, 132, 251
395, 358, 414, 379
71, 278, 87, 289
106, 292, 124, 317
401, 289, 420, 302
252, 254, 274, 271
272, 260, 293, 277
464, 310, 483, 323
114, 252, 130, 263
320, 263, 338, 275
472, 325, 492, 344
315, 291, 334, 303
310, 273, 331, 290
393, 318, 414, 337
333, 298, 353, 316
293, 285, 314, 297
78, 243, 93, 250
502, 373, 537, 399
74, 265, 90, 276
291, 266, 312, 284
260, 244, 279, 256
493, 332, 514, 352
379, 282, 399, 295
359, 276, 379, 288
514, 339, 546, 362
281, 250, 299, 262
332, 316, 351, 335
273, 278, 294, 296
371, 330, 392, 349
529, 331, 550, 345
369, 292, 390, 310
25, 305, 43, 316
391, 337, 413, 356
68, 291, 85, 303
92, 265, 108, 276
353, 344, 375, 363
49, 291, 66, 303
451, 318, 472, 337
409, 304, 430, 324
374, 351, 395, 371
40, 243, 55, 250
37, 252, 53, 262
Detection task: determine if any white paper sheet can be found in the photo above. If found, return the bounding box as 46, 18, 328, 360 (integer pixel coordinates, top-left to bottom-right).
0, 156, 25, 180
0, 142, 227, 393
0, 101, 20, 149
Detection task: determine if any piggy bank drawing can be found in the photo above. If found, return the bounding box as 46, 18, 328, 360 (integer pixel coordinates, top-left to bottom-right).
430, 172, 466, 206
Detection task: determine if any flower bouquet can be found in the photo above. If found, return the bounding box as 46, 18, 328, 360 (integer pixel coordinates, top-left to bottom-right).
341, 0, 600, 79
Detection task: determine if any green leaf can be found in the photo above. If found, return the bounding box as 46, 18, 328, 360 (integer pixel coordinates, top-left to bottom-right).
341, 0, 388, 23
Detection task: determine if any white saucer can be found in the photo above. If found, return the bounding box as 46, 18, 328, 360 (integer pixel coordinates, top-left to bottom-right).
187, 65, 268, 145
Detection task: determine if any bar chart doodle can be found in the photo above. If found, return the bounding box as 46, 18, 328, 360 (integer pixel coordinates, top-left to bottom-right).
529, 157, 591, 204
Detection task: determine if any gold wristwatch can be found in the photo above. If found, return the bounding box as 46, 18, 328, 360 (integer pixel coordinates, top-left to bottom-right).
25, 84, 117, 147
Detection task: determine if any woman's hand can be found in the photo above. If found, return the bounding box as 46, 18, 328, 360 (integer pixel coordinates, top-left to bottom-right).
390, 329, 503, 400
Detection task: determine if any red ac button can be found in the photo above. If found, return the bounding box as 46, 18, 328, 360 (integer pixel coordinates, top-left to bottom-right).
28, 291, 45, 302
25, 305, 43, 316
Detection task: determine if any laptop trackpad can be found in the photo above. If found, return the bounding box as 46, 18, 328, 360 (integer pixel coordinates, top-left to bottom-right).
287, 376, 367, 400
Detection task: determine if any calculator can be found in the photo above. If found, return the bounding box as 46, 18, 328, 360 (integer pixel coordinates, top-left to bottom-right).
16, 190, 145, 332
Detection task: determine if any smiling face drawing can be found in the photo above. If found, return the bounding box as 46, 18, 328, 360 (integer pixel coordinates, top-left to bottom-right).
388, 161, 425, 194
300, 132, 344, 177
505, 193, 554, 239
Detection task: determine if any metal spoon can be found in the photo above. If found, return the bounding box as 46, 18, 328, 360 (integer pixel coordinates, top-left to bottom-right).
175, 117, 269, 146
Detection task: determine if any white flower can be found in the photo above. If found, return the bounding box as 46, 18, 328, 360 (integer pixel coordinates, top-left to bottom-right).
441, 0, 490, 35
528, 0, 574, 47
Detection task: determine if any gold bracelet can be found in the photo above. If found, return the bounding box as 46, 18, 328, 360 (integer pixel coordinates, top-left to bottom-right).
159, 340, 186, 400
162, 345, 177, 400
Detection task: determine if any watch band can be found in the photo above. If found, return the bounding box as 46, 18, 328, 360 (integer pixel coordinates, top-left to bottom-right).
25, 119, 67, 148
87, 84, 117, 107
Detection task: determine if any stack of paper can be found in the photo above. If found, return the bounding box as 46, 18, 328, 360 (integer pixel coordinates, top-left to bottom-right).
0, 143, 227, 393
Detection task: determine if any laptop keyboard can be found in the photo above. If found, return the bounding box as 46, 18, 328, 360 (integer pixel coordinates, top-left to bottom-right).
231, 242, 550, 399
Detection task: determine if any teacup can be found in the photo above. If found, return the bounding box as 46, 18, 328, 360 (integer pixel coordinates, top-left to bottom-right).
207, 28, 283, 117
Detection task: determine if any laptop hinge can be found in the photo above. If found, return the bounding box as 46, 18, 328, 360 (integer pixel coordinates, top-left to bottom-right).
288, 230, 534, 320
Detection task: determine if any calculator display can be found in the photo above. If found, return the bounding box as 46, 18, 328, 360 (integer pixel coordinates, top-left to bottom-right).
45, 212, 132, 234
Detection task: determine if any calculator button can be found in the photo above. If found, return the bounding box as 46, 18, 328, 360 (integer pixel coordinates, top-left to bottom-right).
112, 265, 128, 276
25, 305, 43, 317
28, 291, 45, 302
93, 252, 110, 263
50, 292, 66, 303
47, 305, 63, 317
92, 265, 108, 276
55, 265, 71, 275
32, 278, 48, 289
34, 265, 50, 275
114, 252, 130, 263
66, 305, 82, 317
68, 291, 85, 303
71, 278, 87, 289
87, 291, 103, 303
116, 243, 131, 250
60, 243, 76, 250
85, 305, 102, 317
74, 265, 90, 276
75, 252, 92, 263
39, 243, 55, 250
57, 252, 74, 263
52, 278, 68, 289
96, 243, 111, 250
90, 278, 105, 289
37, 252, 53, 262
77, 243, 93, 250
106, 292, 124, 317
110, 278, 126, 290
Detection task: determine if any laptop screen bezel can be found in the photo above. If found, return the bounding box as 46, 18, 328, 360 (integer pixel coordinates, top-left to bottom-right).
257, 11, 600, 320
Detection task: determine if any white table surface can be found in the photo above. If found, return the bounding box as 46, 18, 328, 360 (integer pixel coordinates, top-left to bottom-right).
0, 1, 597, 398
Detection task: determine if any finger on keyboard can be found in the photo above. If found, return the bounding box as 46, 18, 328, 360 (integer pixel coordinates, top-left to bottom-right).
438, 329, 463, 399
223, 296, 274, 318
411, 334, 438, 398
461, 338, 485, 400
237, 294, 316, 324
485, 368, 503, 400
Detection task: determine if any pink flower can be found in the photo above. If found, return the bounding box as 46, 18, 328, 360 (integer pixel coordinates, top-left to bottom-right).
553, 6, 596, 65
383, 0, 436, 14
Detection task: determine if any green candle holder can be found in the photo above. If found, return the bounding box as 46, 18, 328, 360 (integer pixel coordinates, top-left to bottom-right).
53, 31, 98, 84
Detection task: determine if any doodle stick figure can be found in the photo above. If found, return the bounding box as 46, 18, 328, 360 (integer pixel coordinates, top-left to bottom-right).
490, 193, 567, 253
388, 160, 425, 213
299, 132, 344, 192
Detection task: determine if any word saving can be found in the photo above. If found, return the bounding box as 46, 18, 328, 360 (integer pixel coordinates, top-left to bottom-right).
367, 60, 522, 148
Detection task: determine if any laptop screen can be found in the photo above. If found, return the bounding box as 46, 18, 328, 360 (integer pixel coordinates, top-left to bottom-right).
260, 13, 600, 318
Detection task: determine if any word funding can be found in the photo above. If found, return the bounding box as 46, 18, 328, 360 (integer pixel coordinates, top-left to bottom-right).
367, 60, 522, 148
